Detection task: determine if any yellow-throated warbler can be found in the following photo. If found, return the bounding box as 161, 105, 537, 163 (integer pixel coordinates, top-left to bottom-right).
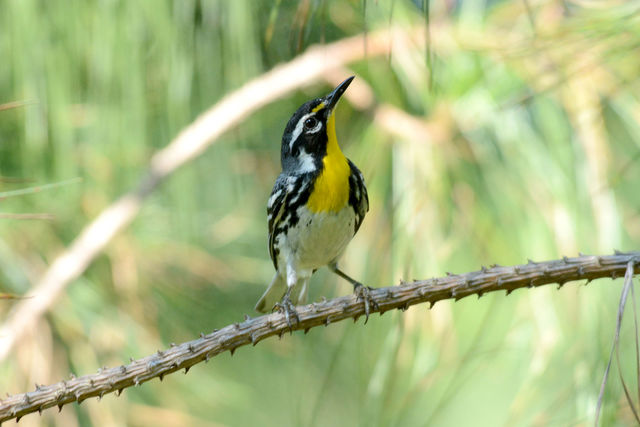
255, 76, 375, 324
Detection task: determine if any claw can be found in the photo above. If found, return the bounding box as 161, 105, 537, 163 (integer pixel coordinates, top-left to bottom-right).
274, 296, 299, 333
354, 284, 377, 324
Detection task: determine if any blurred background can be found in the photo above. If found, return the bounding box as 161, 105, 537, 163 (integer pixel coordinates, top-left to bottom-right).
1, 0, 640, 425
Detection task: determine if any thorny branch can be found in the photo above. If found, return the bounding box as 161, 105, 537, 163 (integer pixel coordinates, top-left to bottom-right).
1, 251, 638, 424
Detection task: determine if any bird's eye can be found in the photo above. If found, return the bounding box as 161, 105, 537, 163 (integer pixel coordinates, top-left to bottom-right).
304, 117, 318, 130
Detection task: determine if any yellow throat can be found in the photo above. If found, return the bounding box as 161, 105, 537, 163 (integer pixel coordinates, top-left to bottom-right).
307, 112, 350, 213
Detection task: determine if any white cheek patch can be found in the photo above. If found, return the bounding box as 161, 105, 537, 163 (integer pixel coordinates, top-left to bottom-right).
297, 149, 316, 173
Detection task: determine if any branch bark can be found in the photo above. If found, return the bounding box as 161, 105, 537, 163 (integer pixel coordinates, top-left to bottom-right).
1, 251, 638, 424
0, 27, 426, 361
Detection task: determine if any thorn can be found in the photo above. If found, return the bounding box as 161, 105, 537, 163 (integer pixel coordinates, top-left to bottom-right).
89, 379, 95, 387
446, 271, 452, 276
159, 374, 164, 382
563, 256, 569, 263
450, 289, 457, 298
116, 388, 123, 396
157, 350, 164, 357
23, 394, 30, 404
586, 278, 593, 284
320, 296, 327, 303
184, 367, 190, 374
612, 271, 617, 279
130, 357, 134, 363
481, 266, 488, 273
528, 259, 536, 265
58, 404, 63, 412
205, 352, 211, 362
379, 309, 386, 316
429, 300, 436, 309
99, 391, 105, 400
134, 378, 140, 386
244, 314, 251, 321
325, 316, 331, 326
35, 383, 41, 391
200, 332, 205, 339
506, 289, 514, 296
304, 328, 310, 334
170, 342, 176, 347
419, 288, 427, 296
69, 373, 76, 380
477, 292, 483, 299
120, 365, 126, 374
188, 344, 195, 353
16, 416, 21, 423
230, 348, 236, 356
213, 328, 219, 333
528, 280, 535, 288
250, 333, 258, 345
38, 406, 42, 416
234, 323, 240, 330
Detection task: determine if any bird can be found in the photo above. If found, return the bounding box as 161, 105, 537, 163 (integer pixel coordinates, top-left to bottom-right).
254, 76, 375, 325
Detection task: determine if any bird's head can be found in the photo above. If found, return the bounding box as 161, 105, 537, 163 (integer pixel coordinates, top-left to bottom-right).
280, 76, 354, 173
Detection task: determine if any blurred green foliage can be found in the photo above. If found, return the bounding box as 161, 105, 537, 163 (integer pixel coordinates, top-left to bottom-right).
1, 0, 640, 425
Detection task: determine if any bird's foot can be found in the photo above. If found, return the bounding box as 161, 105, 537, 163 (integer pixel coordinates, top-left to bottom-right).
273, 296, 300, 332
354, 283, 378, 324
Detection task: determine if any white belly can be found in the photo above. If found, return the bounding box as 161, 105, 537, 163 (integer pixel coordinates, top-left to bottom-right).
278, 205, 356, 272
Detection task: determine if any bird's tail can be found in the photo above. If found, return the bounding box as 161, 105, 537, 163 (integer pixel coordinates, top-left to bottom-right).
254, 273, 309, 313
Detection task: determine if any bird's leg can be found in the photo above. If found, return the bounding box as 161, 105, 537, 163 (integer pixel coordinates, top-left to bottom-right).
273, 265, 300, 331
329, 263, 377, 323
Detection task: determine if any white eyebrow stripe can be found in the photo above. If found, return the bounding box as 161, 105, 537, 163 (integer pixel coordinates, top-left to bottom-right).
289, 112, 314, 151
